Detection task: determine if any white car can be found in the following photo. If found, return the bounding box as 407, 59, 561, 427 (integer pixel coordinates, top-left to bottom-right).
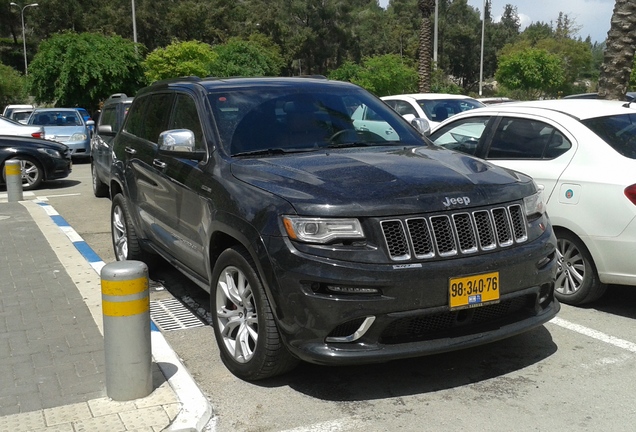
381, 93, 485, 128
0, 115, 45, 139
428, 99, 636, 305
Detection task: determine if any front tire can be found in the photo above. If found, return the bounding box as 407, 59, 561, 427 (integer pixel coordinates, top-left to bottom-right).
211, 246, 298, 380
3, 156, 43, 190
554, 230, 607, 305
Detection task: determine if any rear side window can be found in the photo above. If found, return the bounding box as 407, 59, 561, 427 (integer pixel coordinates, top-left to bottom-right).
488, 117, 571, 160
582, 113, 636, 159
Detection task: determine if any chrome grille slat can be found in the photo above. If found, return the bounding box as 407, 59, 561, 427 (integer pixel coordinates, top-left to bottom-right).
380, 203, 528, 261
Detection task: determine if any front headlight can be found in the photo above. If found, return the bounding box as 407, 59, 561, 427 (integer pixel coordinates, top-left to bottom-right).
69, 132, 88, 142
283, 216, 365, 244
37, 148, 62, 158
523, 186, 545, 217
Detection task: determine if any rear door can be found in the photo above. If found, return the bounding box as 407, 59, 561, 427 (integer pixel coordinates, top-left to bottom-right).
118, 92, 174, 240
483, 115, 577, 204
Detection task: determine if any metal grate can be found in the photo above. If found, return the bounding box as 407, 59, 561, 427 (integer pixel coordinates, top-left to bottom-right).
150, 298, 206, 331
381, 203, 527, 261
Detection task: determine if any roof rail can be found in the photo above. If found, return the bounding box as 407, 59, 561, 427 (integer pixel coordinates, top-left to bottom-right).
107, 93, 128, 100
150, 76, 203, 86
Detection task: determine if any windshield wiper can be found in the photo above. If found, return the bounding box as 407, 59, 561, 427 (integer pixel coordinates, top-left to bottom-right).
327, 141, 400, 149
232, 148, 289, 157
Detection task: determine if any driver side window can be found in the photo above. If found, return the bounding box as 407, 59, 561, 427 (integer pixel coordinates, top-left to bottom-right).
430, 117, 490, 155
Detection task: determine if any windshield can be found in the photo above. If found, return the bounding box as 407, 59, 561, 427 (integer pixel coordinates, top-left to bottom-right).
417, 98, 485, 122
30, 111, 84, 127
582, 113, 636, 159
208, 86, 425, 156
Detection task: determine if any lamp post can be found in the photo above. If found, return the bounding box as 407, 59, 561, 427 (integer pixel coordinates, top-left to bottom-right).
10, 2, 38, 75
131, 0, 138, 53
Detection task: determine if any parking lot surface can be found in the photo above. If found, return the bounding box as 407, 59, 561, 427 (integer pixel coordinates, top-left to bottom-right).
8, 162, 636, 432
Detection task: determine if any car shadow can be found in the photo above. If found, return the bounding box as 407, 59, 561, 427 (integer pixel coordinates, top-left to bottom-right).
586, 284, 636, 320
149, 261, 559, 401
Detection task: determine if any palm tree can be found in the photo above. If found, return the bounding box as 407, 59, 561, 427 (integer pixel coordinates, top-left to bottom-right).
597, 0, 636, 100
417, 0, 436, 92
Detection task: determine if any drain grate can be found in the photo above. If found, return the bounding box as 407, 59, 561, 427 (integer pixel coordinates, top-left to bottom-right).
150, 298, 206, 331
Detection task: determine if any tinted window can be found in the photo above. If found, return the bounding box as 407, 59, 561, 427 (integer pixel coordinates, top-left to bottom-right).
392, 100, 419, 117
100, 106, 117, 130
209, 87, 422, 155
170, 94, 204, 150
582, 113, 636, 159
124, 93, 174, 143
488, 117, 572, 160
30, 110, 82, 126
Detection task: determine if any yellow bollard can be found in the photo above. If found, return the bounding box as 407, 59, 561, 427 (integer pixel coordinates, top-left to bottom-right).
4, 160, 24, 202
101, 261, 152, 401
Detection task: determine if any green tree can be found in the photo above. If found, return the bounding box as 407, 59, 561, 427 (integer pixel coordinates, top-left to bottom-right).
329, 54, 418, 96
208, 37, 284, 77
495, 48, 565, 99
28, 32, 145, 111
0, 64, 26, 107
143, 40, 217, 83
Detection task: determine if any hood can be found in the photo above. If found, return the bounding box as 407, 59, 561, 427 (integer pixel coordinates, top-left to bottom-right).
230, 145, 535, 216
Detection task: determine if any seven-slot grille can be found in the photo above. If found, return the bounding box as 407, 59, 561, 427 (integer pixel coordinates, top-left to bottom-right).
381, 204, 527, 261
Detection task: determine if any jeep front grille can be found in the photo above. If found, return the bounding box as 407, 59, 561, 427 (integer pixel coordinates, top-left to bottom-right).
380, 204, 527, 261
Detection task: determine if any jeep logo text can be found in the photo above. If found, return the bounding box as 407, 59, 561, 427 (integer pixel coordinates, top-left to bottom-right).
442, 196, 471, 207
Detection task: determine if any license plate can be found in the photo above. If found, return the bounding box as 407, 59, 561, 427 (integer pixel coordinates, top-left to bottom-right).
449, 271, 500, 310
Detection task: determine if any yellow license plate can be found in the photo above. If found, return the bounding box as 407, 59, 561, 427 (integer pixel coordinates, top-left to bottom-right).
449, 271, 500, 310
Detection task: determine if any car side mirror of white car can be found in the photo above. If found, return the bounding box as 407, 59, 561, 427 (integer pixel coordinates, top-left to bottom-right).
411, 118, 431, 136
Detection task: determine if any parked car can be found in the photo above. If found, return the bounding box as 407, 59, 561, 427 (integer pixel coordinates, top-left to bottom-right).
76, 107, 95, 133
110, 76, 559, 381
9, 108, 35, 124
0, 135, 72, 190
2, 104, 34, 118
27, 108, 94, 159
90, 93, 133, 197
427, 99, 636, 305
0, 115, 45, 139
563, 92, 636, 102
381, 93, 485, 128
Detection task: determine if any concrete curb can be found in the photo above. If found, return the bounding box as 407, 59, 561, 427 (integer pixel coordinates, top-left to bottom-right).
26, 200, 214, 432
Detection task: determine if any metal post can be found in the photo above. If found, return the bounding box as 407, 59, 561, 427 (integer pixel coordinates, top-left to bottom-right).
101, 261, 152, 401
5, 160, 24, 202
10, 3, 38, 75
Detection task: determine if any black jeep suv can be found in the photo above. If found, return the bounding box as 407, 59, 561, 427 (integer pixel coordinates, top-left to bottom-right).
110, 76, 559, 380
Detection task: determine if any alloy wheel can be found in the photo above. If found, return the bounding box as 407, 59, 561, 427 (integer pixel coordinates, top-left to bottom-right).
215, 266, 258, 364
112, 204, 128, 260
555, 237, 586, 296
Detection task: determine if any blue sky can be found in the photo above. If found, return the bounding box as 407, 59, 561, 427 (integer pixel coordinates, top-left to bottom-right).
379, 0, 615, 43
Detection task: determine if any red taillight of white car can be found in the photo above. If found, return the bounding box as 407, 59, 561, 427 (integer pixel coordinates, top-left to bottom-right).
31, 131, 44, 139
625, 184, 636, 205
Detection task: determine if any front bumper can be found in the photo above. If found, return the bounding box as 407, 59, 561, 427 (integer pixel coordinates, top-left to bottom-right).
63, 140, 91, 158
264, 227, 559, 365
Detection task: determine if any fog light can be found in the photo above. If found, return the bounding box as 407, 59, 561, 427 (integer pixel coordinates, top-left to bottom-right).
326, 285, 380, 294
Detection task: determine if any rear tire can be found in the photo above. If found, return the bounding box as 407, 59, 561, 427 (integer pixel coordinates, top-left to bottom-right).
111, 193, 154, 264
554, 230, 607, 305
91, 162, 109, 198
211, 246, 298, 380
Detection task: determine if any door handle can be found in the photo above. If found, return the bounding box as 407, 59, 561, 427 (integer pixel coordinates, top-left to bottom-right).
125, 146, 137, 155
153, 159, 167, 169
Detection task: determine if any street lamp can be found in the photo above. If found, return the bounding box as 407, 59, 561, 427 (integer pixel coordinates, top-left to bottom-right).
10, 2, 39, 75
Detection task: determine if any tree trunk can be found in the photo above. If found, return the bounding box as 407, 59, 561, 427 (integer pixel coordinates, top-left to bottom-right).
597, 0, 636, 100
417, 0, 435, 93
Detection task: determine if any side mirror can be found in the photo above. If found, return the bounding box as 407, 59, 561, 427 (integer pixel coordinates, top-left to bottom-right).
411, 118, 431, 136
98, 124, 113, 134
86, 120, 95, 127
158, 129, 206, 161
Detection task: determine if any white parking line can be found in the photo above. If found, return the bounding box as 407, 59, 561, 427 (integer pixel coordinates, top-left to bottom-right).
550, 317, 636, 353
278, 418, 364, 432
